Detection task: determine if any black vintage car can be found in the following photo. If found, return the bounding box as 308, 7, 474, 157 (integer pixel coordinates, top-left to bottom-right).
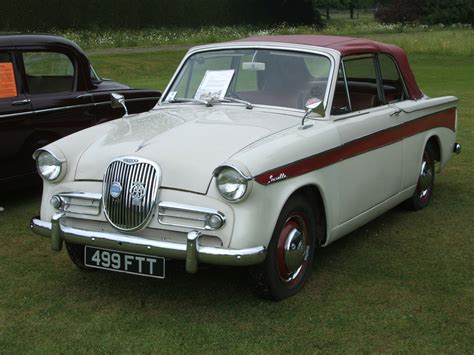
0, 34, 160, 184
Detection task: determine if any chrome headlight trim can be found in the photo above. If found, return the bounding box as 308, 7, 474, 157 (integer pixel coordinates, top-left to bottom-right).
214, 164, 252, 202
34, 149, 66, 182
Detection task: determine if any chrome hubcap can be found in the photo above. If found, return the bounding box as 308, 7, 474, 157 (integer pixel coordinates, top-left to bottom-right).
284, 228, 307, 277
418, 156, 433, 199
277, 215, 309, 284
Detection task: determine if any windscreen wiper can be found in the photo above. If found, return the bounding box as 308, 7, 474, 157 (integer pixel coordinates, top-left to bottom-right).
168, 98, 212, 107
221, 97, 253, 109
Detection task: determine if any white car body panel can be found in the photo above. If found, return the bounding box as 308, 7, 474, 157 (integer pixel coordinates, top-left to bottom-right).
73, 106, 301, 194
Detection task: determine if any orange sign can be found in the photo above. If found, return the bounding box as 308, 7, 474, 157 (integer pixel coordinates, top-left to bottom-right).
0, 63, 18, 98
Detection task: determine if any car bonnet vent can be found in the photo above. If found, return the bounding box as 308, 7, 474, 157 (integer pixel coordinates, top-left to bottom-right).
103, 157, 161, 232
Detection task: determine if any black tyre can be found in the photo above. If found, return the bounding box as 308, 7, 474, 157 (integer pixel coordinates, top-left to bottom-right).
65, 242, 96, 271
405, 143, 435, 211
252, 195, 316, 301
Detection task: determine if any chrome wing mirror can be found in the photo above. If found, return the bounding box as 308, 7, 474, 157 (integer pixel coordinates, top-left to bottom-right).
299, 99, 325, 129
111, 93, 128, 118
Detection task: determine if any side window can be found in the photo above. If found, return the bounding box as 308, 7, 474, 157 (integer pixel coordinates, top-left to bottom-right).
0, 52, 18, 99
332, 55, 380, 114
379, 54, 405, 103
343, 56, 380, 111
23, 51, 75, 94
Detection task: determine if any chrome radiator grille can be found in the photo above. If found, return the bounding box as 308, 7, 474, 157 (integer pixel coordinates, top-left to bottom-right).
103, 157, 160, 232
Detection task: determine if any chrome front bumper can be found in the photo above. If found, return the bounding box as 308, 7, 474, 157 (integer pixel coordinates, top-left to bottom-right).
30, 213, 267, 274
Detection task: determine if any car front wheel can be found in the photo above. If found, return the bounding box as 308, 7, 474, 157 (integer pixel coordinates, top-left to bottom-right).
252, 195, 316, 301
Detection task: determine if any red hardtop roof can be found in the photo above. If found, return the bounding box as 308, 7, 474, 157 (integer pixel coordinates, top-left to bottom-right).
236, 35, 422, 99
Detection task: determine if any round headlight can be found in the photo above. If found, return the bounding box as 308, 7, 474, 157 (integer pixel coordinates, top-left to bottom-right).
36, 151, 62, 181
216, 167, 248, 201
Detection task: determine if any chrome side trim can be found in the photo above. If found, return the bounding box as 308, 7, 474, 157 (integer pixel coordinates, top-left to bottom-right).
158, 201, 226, 230
0, 97, 160, 119
123, 96, 161, 104
30, 216, 267, 272
32, 103, 96, 115
0, 111, 34, 119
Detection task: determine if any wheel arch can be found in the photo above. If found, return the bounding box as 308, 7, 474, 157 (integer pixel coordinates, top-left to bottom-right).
282, 184, 328, 247
426, 135, 441, 163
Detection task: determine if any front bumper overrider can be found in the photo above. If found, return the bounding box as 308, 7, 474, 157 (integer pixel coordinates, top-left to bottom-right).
30, 213, 267, 274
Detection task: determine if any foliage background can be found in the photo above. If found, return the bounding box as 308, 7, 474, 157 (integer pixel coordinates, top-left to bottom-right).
374, 0, 474, 24
1, 0, 319, 30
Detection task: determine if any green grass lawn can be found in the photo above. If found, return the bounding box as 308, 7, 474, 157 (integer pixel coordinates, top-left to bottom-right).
1, 45, 473, 352
89, 50, 184, 91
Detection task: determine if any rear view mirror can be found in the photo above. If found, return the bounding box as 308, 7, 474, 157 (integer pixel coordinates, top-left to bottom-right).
111, 92, 128, 118
305, 98, 325, 117
299, 98, 325, 129
242, 62, 266, 71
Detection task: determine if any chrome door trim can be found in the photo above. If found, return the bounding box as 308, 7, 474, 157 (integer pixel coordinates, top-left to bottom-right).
0, 96, 160, 118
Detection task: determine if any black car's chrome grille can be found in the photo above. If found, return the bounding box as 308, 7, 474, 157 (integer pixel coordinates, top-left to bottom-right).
103, 157, 160, 232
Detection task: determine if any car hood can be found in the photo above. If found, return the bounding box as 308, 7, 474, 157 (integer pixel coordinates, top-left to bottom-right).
75, 105, 300, 193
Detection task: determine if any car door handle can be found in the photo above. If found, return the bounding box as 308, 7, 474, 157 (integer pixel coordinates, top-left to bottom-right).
12, 99, 31, 106
390, 109, 402, 116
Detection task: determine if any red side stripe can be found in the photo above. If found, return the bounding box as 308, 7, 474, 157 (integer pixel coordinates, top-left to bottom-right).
255, 108, 456, 185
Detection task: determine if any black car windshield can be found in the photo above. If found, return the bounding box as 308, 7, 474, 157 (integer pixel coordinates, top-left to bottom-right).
164, 49, 331, 110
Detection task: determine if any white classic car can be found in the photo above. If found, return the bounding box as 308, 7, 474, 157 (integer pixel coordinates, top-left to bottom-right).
31, 35, 461, 300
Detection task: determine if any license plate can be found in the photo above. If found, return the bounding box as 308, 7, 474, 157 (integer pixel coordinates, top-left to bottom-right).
84, 246, 165, 279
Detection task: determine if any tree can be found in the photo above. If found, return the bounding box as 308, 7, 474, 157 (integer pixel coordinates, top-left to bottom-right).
374, 0, 473, 24
315, 0, 339, 19
264, 0, 322, 26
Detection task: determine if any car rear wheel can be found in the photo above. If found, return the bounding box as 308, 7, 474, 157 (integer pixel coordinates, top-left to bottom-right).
65, 242, 96, 271
252, 195, 316, 301
405, 143, 435, 211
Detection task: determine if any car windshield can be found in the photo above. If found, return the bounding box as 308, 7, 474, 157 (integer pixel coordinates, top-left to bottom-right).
164, 49, 332, 110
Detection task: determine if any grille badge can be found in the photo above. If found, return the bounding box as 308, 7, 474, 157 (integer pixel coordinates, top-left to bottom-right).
130, 182, 146, 206
110, 182, 122, 199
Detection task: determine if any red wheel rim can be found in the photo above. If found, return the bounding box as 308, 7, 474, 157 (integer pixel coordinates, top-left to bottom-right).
276, 213, 310, 287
